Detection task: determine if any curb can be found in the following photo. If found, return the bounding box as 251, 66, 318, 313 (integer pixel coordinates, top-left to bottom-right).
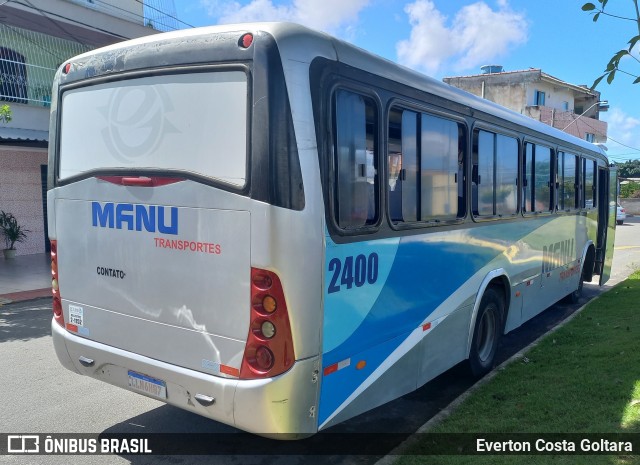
0, 288, 51, 306
373, 290, 607, 465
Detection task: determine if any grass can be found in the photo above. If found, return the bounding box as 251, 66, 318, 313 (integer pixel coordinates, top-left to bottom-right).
394, 271, 640, 465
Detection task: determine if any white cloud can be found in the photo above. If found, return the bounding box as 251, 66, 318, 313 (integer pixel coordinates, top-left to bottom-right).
199, 0, 369, 35
397, 0, 528, 75
603, 107, 640, 158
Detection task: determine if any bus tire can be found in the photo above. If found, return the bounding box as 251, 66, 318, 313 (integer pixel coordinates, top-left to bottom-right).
566, 266, 585, 304
468, 287, 503, 377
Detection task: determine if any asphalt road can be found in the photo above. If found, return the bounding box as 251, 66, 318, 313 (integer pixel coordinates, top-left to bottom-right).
1, 217, 638, 465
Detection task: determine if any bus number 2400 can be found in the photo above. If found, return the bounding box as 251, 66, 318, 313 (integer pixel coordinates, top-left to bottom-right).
328, 253, 379, 294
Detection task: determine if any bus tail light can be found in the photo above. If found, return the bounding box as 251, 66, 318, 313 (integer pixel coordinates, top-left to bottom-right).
240, 268, 295, 379
51, 240, 64, 327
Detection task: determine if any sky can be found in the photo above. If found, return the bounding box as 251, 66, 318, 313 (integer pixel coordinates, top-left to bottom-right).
171, 0, 640, 163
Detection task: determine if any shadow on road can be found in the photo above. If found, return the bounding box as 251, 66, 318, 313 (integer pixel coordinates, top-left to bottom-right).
0, 297, 51, 343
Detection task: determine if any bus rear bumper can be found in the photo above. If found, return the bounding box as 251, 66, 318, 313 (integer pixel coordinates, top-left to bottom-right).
52, 319, 320, 437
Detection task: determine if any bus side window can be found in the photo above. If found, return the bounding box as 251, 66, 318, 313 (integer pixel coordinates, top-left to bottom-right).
420, 114, 461, 220
388, 108, 418, 222
524, 143, 552, 214
334, 90, 378, 229
583, 158, 596, 209
388, 107, 463, 224
557, 151, 577, 211
534, 145, 552, 213
473, 129, 495, 216
473, 129, 518, 218
523, 143, 533, 213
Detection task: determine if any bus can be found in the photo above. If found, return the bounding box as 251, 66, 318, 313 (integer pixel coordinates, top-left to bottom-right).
48, 22, 617, 437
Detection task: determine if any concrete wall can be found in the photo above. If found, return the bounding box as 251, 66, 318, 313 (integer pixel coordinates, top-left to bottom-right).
0, 148, 48, 256
621, 198, 640, 215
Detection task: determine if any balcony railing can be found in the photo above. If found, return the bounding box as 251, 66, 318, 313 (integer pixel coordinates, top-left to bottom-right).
525, 105, 608, 143
0, 24, 90, 107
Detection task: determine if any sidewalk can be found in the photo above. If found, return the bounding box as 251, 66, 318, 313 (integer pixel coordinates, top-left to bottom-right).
0, 252, 51, 304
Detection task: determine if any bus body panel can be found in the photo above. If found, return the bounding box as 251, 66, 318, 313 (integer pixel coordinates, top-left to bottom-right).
318, 214, 591, 428
52, 320, 320, 435
53, 181, 251, 376
600, 167, 618, 285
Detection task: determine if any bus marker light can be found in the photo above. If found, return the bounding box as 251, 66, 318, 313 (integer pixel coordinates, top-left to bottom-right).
66, 323, 78, 333
261, 321, 276, 339
51, 240, 65, 328
262, 295, 277, 313
516, 291, 521, 297
422, 322, 432, 331
240, 33, 253, 49
255, 346, 274, 371
252, 274, 272, 290
63, 63, 71, 74
241, 268, 295, 379
356, 360, 366, 370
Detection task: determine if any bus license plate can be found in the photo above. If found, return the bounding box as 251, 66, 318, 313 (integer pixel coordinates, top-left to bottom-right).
127, 370, 167, 399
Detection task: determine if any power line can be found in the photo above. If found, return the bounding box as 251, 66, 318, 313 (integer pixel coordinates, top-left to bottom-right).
577, 115, 640, 154
20, 0, 93, 48
133, 0, 195, 29
90, 0, 181, 32
7, 0, 133, 41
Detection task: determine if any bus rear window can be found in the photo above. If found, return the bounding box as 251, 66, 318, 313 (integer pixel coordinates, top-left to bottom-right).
58, 71, 248, 187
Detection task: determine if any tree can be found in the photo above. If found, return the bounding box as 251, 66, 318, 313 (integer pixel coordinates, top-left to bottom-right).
582, 0, 640, 87
620, 181, 640, 197
617, 159, 640, 177
0, 104, 11, 124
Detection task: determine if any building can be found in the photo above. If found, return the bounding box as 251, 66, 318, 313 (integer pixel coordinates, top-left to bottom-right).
0, 0, 179, 256
443, 66, 608, 145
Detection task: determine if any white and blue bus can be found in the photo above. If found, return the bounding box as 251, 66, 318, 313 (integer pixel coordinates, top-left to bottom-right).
48, 22, 617, 437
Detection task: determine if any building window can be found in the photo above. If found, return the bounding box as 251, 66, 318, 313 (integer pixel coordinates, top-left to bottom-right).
534, 90, 546, 106
334, 89, 378, 229
472, 129, 518, 217
562, 101, 569, 111
0, 47, 27, 103
585, 133, 595, 143
388, 108, 465, 223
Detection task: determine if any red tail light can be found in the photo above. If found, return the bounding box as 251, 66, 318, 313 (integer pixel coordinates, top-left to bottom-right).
240, 268, 295, 379
51, 240, 64, 327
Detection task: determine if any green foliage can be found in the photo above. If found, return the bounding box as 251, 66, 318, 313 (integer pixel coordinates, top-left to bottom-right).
397, 271, 640, 463
0, 211, 29, 250
617, 159, 640, 177
620, 181, 640, 197
583, 0, 640, 88
0, 104, 11, 124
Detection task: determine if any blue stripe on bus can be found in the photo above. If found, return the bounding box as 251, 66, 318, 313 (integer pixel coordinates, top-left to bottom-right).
319, 217, 567, 425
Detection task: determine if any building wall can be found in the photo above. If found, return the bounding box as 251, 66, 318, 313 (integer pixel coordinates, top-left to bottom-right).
620, 199, 640, 215
0, 0, 162, 256
0, 148, 48, 256
444, 75, 528, 113
531, 107, 608, 143
525, 84, 574, 112
444, 72, 607, 144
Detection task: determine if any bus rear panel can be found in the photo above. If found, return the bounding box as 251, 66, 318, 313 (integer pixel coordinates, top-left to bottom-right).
49, 25, 321, 437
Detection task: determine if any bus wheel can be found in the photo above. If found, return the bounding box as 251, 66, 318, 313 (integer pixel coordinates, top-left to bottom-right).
468, 287, 503, 377
567, 267, 585, 304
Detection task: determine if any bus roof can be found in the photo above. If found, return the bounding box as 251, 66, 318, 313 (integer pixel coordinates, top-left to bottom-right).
59, 21, 607, 161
